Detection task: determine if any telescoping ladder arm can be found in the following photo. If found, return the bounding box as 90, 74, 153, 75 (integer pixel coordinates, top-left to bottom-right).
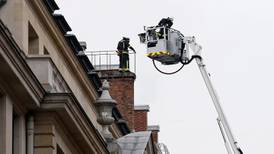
185, 37, 243, 154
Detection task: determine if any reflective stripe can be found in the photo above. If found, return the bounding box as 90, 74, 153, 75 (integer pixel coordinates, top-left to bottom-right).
146, 51, 170, 57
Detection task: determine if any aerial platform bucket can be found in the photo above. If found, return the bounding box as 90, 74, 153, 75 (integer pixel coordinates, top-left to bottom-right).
139, 26, 185, 65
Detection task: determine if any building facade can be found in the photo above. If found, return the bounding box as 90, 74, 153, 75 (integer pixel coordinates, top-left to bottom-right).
0, 0, 164, 154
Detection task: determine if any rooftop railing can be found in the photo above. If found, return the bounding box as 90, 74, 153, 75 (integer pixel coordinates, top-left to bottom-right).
85, 50, 136, 73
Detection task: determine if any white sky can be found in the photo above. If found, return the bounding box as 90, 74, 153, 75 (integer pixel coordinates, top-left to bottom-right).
56, 0, 274, 153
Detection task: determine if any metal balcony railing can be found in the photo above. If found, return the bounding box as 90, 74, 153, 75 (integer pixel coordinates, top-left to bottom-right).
85, 50, 136, 73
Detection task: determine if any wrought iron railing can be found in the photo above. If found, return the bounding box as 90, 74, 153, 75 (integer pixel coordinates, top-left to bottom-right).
85, 50, 136, 73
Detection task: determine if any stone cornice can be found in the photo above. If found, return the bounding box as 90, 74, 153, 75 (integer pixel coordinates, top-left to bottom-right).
26, 55, 71, 93
0, 19, 45, 108
147, 125, 160, 132
134, 105, 150, 111
41, 93, 109, 153
98, 70, 136, 80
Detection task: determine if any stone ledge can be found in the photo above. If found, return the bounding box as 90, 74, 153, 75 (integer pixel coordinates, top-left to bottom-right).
98, 70, 136, 79
134, 105, 150, 111
147, 125, 160, 132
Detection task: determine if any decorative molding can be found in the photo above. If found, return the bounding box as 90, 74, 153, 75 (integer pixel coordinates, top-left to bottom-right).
27, 0, 99, 100
0, 20, 45, 107
27, 56, 70, 93
41, 93, 109, 153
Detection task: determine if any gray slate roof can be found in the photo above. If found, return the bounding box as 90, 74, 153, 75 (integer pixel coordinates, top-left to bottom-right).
117, 131, 152, 154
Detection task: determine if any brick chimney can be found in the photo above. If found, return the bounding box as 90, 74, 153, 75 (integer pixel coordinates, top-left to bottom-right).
147, 125, 160, 143
134, 105, 150, 132
98, 70, 136, 130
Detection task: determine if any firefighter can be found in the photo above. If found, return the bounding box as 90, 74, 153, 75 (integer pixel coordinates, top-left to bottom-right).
158, 17, 173, 28
117, 37, 135, 71
157, 17, 174, 39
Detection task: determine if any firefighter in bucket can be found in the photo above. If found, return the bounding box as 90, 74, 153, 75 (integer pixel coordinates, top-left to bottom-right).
117, 37, 135, 71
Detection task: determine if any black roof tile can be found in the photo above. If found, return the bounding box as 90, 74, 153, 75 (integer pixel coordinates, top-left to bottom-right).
44, 0, 59, 13
64, 34, 82, 54
53, 14, 72, 35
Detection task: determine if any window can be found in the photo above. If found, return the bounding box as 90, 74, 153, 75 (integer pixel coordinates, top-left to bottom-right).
28, 23, 39, 55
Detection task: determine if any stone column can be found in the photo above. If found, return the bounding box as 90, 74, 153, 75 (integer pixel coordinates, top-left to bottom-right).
0, 95, 13, 154
33, 117, 56, 154
27, 116, 34, 154
14, 115, 27, 154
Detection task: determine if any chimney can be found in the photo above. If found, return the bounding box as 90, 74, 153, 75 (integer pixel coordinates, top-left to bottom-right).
134, 105, 150, 132
98, 70, 136, 130
147, 125, 160, 143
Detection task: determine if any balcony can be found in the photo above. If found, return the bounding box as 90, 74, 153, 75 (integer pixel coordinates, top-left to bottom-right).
27, 55, 69, 93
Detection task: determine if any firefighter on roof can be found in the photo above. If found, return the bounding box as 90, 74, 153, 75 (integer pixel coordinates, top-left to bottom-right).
117, 37, 135, 71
